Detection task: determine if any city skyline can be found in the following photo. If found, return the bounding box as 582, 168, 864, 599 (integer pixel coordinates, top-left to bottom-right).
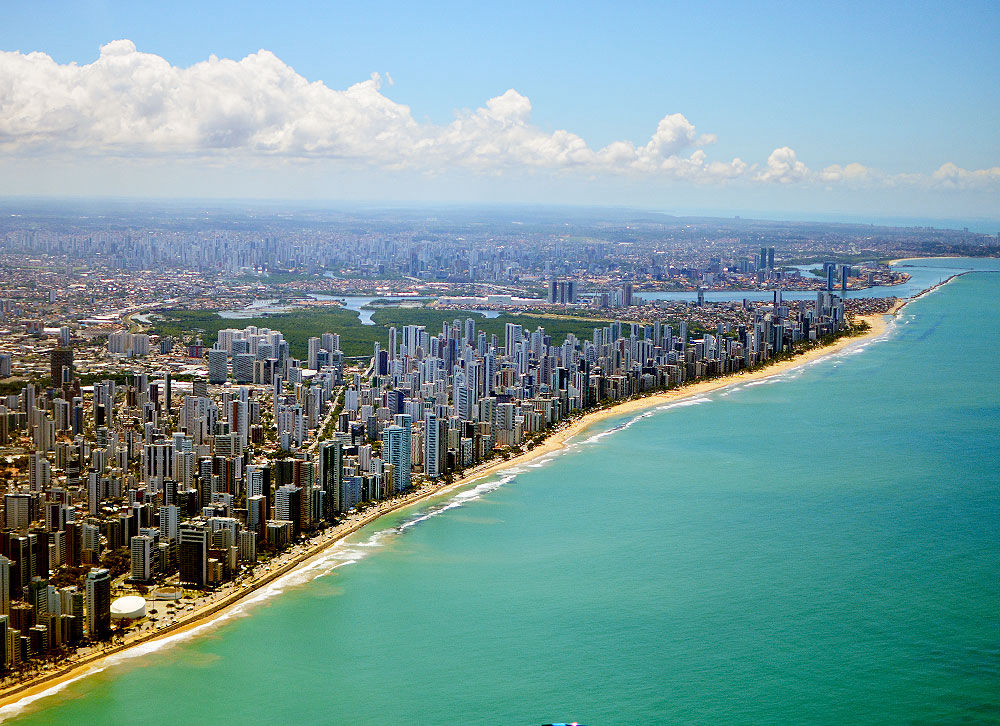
1, 1, 998, 221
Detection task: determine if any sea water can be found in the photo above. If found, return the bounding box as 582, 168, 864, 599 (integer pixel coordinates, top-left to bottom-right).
5, 258, 998, 725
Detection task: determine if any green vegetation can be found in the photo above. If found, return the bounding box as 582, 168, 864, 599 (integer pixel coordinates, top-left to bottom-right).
150, 306, 618, 358
0, 379, 36, 396
369, 308, 611, 346
151, 308, 365, 357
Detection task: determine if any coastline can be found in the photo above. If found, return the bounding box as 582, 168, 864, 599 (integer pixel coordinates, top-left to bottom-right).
0, 291, 935, 717
885, 255, 978, 266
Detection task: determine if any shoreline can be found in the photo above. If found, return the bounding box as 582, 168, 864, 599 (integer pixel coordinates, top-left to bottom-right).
0, 283, 950, 717
885, 255, 992, 266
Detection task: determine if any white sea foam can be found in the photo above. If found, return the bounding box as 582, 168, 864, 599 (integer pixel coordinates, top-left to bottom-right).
0, 668, 106, 721
744, 376, 783, 387
575, 396, 713, 446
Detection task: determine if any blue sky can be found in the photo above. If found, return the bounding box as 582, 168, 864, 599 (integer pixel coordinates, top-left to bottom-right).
1, 0, 998, 223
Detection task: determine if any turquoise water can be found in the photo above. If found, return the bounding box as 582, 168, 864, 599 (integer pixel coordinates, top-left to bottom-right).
7, 259, 999, 724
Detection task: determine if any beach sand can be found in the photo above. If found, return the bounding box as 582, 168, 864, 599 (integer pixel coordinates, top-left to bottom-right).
0, 302, 907, 715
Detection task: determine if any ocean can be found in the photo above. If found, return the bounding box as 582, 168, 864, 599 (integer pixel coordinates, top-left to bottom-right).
5, 258, 999, 724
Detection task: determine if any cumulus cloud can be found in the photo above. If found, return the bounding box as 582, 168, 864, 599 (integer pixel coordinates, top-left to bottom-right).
0, 40, 746, 183
819, 162, 873, 183
931, 162, 1000, 189
755, 147, 810, 184
0, 40, 996, 192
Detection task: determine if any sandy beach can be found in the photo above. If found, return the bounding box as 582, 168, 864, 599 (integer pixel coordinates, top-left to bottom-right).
0, 300, 914, 716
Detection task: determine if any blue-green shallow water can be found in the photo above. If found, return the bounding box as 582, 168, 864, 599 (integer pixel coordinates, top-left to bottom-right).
7, 259, 999, 725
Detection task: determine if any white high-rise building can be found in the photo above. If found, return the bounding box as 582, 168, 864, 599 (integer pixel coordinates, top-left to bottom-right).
246, 465, 267, 499
3, 494, 30, 531
28, 452, 51, 492
208, 349, 228, 384
307, 337, 322, 370
383, 419, 412, 492
158, 505, 180, 542
143, 442, 174, 487
424, 411, 440, 479
130, 535, 153, 581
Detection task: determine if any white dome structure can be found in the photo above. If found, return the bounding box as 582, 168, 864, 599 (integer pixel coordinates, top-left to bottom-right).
110, 595, 146, 620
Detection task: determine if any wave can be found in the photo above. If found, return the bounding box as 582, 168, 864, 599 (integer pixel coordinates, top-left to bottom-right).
576, 396, 714, 446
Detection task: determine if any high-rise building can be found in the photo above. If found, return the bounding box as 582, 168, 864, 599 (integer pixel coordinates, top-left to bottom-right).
207, 349, 228, 384
50, 348, 73, 386
179, 525, 208, 587
307, 337, 322, 370
424, 411, 440, 478
504, 324, 523, 357
85, 568, 111, 640
0, 556, 11, 616
275, 485, 303, 537
4, 494, 30, 531
129, 535, 153, 581
318, 442, 342, 520
383, 422, 411, 492
232, 354, 254, 384
28, 453, 51, 492
158, 504, 179, 542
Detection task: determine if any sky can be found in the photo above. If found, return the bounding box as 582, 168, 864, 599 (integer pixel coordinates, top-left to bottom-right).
0, 0, 998, 224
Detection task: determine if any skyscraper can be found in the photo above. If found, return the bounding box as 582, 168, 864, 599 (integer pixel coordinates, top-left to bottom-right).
130, 535, 153, 581
384, 420, 412, 492
50, 348, 73, 386
0, 556, 11, 616
275, 485, 303, 537
307, 337, 322, 370
179, 525, 208, 587
159, 504, 179, 542
424, 411, 440, 479
318, 441, 342, 521
85, 568, 111, 640
208, 349, 228, 384
232, 354, 254, 384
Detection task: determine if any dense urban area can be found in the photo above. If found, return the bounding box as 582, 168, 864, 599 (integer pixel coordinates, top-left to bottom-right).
0, 202, 994, 684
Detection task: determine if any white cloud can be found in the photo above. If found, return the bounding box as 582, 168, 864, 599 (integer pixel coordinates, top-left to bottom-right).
819, 162, 873, 183
0, 40, 996, 193
755, 147, 810, 184
931, 162, 1000, 189
0, 40, 742, 183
